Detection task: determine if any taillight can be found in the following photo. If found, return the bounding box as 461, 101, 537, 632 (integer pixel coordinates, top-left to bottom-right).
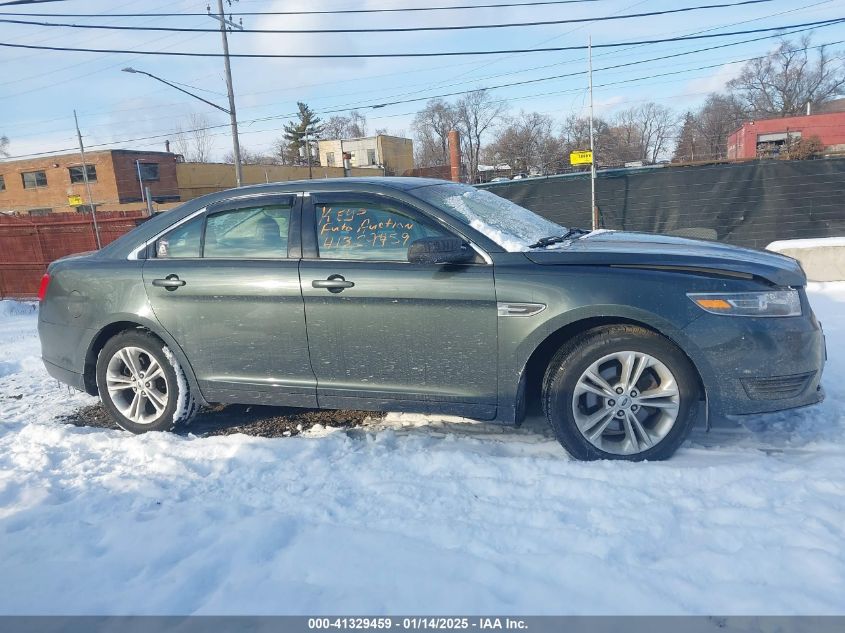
37, 273, 51, 302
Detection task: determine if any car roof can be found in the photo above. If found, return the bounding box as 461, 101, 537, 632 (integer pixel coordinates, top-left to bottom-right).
248, 177, 451, 193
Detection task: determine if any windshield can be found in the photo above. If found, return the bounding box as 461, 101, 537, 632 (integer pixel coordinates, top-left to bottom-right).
414, 183, 566, 252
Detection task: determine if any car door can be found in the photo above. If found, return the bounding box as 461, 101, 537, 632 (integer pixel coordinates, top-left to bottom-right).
299, 192, 498, 418
142, 194, 317, 407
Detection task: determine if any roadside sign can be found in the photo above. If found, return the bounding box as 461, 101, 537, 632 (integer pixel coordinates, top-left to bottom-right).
68, 194, 84, 207
570, 150, 593, 166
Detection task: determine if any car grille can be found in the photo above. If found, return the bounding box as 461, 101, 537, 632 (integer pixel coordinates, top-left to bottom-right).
741, 371, 816, 401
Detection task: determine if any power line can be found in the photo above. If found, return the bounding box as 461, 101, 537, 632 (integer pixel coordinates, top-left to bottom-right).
0, 0, 64, 6
408, 0, 832, 106
5, 39, 843, 162
1, 18, 831, 140
0, 0, 613, 16
1, 18, 843, 57
2, 24, 841, 145
0, 0, 778, 33
0, 0, 611, 16
359, 23, 839, 110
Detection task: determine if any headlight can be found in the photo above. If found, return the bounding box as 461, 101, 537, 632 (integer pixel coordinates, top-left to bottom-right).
687, 290, 801, 317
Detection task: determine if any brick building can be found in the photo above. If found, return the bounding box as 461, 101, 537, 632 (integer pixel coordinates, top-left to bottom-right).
0, 150, 181, 216
727, 110, 845, 160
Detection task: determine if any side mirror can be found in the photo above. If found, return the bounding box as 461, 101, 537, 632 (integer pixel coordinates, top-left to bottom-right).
407, 236, 475, 265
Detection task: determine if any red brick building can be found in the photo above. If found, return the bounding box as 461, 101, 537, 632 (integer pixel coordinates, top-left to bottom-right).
0, 150, 181, 216
727, 111, 845, 160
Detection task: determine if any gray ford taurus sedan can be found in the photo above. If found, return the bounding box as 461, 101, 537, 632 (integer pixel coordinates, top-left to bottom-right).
37, 178, 825, 460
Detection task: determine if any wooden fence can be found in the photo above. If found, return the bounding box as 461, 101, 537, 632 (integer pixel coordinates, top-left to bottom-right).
0, 210, 147, 299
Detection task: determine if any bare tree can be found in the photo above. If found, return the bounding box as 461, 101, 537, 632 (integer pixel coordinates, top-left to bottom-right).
485, 111, 563, 174
322, 116, 350, 140
173, 113, 215, 162
223, 147, 282, 165
348, 110, 367, 137
727, 35, 845, 117
671, 94, 747, 163
609, 103, 677, 164
322, 110, 368, 140
0, 135, 8, 158
412, 98, 458, 167
560, 114, 613, 167
694, 93, 747, 159
454, 90, 508, 181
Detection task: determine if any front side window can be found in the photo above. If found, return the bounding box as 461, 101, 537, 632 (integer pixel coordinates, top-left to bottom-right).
69, 164, 97, 183
204, 204, 291, 259
326, 152, 335, 167
156, 216, 203, 258
0, 175, 5, 191
138, 163, 160, 181
367, 149, 376, 165
22, 171, 47, 189
316, 200, 448, 261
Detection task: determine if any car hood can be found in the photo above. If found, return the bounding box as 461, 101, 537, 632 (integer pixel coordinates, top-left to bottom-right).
523, 231, 805, 286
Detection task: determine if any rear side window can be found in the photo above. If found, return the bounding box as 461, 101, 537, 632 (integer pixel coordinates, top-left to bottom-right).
156, 216, 203, 258
204, 204, 291, 259
317, 200, 448, 261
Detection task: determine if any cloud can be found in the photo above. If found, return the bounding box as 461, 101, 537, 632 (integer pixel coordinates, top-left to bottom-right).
685, 61, 744, 94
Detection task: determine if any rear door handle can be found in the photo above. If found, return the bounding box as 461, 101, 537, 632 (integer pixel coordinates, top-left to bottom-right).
152, 275, 186, 291
312, 274, 354, 293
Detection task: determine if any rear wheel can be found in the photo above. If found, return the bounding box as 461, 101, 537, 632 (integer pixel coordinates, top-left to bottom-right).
542, 325, 699, 461
96, 330, 197, 433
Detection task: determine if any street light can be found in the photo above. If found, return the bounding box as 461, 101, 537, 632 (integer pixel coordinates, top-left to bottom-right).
121, 67, 243, 186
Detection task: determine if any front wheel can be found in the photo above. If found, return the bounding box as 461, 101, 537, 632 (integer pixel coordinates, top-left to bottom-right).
96, 330, 197, 433
542, 325, 700, 461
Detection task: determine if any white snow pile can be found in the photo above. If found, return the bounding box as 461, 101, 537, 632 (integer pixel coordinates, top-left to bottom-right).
767, 237, 845, 250
1, 286, 845, 615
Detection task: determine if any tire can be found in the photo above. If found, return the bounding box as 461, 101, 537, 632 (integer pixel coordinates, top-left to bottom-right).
96, 330, 198, 434
542, 324, 699, 461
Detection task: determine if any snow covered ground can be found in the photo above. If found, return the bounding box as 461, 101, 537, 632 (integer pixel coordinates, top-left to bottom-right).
0, 286, 844, 615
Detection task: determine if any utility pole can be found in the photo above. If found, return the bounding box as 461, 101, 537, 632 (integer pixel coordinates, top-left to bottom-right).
305, 129, 313, 179
588, 35, 598, 231
73, 110, 102, 249
135, 160, 146, 203
208, 0, 243, 187
340, 139, 347, 177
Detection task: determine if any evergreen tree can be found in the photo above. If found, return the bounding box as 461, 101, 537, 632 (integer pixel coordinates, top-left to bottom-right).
280, 103, 323, 169
673, 112, 699, 163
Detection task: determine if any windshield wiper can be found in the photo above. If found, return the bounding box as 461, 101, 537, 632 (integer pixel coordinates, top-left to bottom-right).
529, 228, 590, 249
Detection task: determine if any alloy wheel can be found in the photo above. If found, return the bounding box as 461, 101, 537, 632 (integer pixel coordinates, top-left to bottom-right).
105, 346, 170, 425
571, 350, 680, 456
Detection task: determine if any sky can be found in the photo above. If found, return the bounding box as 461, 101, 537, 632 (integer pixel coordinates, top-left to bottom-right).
1, 0, 844, 162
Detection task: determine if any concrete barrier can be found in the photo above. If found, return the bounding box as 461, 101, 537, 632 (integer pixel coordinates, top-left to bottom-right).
767, 237, 845, 282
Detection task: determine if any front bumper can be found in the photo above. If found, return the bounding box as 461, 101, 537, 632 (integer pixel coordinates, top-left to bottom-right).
682, 294, 826, 417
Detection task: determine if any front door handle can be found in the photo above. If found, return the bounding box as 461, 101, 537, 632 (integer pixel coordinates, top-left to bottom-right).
152, 275, 186, 291
312, 274, 354, 293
